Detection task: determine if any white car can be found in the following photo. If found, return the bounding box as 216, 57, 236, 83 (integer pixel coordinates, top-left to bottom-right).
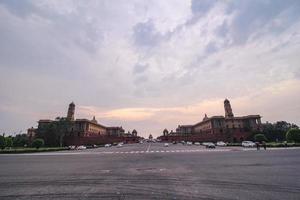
68, 145, 76, 150
77, 145, 86, 150
164, 143, 169, 147
117, 143, 123, 148
105, 144, 111, 148
242, 141, 256, 147
202, 142, 209, 146
187, 142, 193, 146
205, 142, 216, 149
194, 142, 201, 146
216, 141, 227, 146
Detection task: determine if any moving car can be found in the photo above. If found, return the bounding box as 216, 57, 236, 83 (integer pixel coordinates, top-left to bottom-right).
242, 141, 256, 147
105, 144, 111, 148
68, 145, 76, 150
76, 145, 87, 150
187, 142, 192, 146
117, 143, 123, 148
194, 142, 201, 146
164, 143, 169, 147
204, 142, 216, 148
216, 141, 227, 146
202, 142, 209, 146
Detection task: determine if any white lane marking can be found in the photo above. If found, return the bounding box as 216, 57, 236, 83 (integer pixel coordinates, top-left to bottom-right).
146, 143, 151, 152
3, 147, 298, 156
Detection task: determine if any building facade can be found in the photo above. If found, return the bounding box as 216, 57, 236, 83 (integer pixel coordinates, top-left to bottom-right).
29, 102, 140, 146
160, 99, 262, 143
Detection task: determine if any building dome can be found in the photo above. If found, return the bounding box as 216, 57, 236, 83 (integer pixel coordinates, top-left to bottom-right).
224, 99, 230, 103
203, 114, 208, 121
91, 116, 97, 124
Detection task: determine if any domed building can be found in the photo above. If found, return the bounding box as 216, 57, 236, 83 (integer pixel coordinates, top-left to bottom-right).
31, 102, 140, 146
162, 99, 262, 143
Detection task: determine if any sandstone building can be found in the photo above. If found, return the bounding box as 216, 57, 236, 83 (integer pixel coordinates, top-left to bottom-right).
29, 102, 140, 146
159, 99, 262, 143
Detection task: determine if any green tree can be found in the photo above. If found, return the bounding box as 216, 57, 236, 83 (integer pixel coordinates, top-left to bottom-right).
0, 136, 6, 149
55, 118, 73, 147
254, 134, 267, 142
5, 137, 13, 148
286, 128, 300, 142
262, 121, 299, 142
32, 138, 44, 149
36, 117, 73, 147
13, 134, 29, 147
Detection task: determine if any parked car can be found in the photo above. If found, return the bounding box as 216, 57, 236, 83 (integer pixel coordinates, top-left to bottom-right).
105, 144, 111, 148
205, 142, 216, 148
77, 145, 87, 150
202, 142, 209, 146
187, 142, 193, 146
194, 142, 201, 146
117, 143, 123, 148
68, 145, 76, 150
164, 143, 169, 147
216, 141, 227, 146
242, 141, 256, 147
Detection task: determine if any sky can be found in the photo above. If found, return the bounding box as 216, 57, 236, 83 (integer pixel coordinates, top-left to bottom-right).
0, 0, 300, 138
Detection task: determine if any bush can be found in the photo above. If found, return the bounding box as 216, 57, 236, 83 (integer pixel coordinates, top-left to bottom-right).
254, 134, 267, 142
5, 137, 13, 148
286, 129, 300, 142
32, 138, 44, 149
0, 136, 6, 149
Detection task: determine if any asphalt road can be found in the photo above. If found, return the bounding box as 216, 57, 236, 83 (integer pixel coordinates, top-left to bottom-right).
0, 143, 300, 200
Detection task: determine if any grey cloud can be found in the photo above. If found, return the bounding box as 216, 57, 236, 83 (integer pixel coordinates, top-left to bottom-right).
215, 20, 228, 38
0, 0, 36, 17
133, 20, 163, 47
191, 0, 217, 16
226, 0, 300, 45
133, 63, 149, 74
204, 41, 218, 55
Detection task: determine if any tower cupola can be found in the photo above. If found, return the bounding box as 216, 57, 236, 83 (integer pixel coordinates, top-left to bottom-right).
224, 99, 234, 118
67, 102, 75, 120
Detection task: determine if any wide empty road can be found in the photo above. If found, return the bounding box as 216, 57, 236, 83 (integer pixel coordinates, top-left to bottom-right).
0, 143, 300, 200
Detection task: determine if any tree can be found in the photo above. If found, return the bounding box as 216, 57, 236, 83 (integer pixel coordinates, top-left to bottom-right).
254, 134, 267, 142
36, 117, 73, 147
0, 136, 6, 149
55, 118, 73, 147
5, 137, 13, 148
32, 138, 44, 149
286, 129, 300, 143
261, 121, 299, 142
13, 134, 29, 147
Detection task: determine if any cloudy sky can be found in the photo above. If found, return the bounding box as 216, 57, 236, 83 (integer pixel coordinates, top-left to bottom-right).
0, 0, 300, 137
